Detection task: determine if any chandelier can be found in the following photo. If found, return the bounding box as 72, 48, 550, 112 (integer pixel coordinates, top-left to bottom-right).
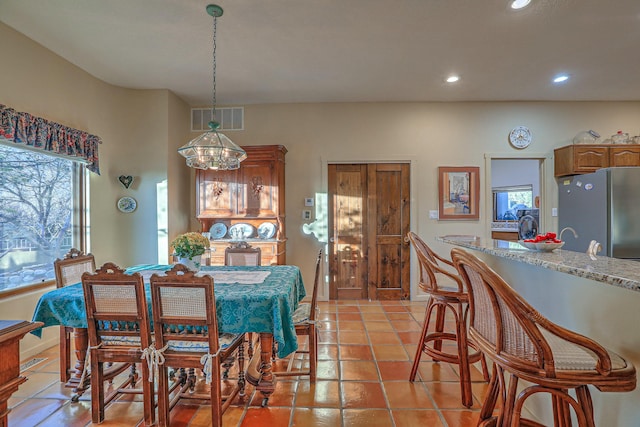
178, 4, 247, 170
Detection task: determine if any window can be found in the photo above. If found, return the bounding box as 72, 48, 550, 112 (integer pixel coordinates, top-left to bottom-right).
492, 185, 533, 221
0, 143, 86, 292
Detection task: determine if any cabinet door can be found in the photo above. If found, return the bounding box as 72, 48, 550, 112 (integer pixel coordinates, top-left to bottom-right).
610, 146, 640, 167
237, 161, 278, 216
573, 146, 608, 173
197, 169, 238, 217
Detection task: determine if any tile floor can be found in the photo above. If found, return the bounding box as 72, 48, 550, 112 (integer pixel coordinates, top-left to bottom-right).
11, 300, 498, 426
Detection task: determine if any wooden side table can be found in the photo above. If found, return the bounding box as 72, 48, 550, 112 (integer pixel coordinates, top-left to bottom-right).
0, 320, 43, 427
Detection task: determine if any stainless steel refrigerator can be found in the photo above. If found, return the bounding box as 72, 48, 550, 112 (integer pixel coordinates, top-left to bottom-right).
558, 167, 640, 259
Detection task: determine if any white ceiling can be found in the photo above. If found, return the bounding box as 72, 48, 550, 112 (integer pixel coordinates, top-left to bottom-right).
1, 0, 639, 106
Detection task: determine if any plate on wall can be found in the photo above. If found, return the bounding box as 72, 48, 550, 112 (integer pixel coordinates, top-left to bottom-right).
229, 223, 254, 239
257, 222, 277, 239
209, 223, 227, 239
117, 196, 137, 213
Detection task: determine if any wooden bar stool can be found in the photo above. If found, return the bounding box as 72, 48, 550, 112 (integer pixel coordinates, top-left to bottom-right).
407, 232, 489, 408
452, 248, 637, 426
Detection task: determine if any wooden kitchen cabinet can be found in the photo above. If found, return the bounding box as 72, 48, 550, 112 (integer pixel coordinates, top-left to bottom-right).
491, 231, 519, 241
554, 144, 640, 177
610, 145, 640, 167
196, 145, 287, 265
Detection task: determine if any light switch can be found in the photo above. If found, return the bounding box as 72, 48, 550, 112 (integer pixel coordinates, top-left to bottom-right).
551, 208, 558, 217
304, 198, 314, 207
429, 210, 439, 219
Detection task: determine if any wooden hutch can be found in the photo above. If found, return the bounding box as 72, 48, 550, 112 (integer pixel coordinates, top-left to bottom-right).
196, 145, 287, 265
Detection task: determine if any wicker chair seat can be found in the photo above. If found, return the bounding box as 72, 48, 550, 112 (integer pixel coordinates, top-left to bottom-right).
541, 329, 627, 372
291, 302, 311, 324
165, 333, 242, 352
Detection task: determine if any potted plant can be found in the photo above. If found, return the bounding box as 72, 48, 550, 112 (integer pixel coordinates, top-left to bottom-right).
171, 232, 210, 271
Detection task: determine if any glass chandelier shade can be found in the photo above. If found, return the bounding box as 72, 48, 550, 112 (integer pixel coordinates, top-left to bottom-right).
178, 4, 246, 170
178, 123, 247, 170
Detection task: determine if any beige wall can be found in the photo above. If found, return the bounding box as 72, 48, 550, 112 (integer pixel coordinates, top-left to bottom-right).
2, 19, 640, 368
189, 102, 640, 298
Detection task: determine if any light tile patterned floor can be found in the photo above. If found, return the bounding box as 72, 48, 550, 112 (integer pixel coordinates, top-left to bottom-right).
10, 300, 493, 426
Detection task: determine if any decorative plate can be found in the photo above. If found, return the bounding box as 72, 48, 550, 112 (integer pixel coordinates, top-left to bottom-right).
117, 196, 137, 213
257, 222, 277, 239
229, 223, 254, 240
518, 240, 564, 252
209, 222, 227, 239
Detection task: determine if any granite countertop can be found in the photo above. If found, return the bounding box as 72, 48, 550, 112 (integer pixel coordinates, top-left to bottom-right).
437, 235, 640, 293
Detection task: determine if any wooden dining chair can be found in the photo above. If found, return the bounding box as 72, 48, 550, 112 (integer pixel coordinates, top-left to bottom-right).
275, 249, 322, 381
150, 264, 246, 427
53, 248, 96, 382
451, 247, 637, 426
81, 262, 154, 426
224, 246, 261, 266
407, 232, 488, 408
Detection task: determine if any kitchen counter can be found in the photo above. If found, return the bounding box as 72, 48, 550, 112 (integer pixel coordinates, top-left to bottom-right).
438, 235, 640, 292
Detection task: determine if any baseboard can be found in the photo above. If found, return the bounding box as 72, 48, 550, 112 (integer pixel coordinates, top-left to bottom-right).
20, 336, 57, 361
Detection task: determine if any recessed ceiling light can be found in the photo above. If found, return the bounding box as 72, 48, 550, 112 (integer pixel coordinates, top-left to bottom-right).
446, 75, 460, 83
510, 0, 532, 9
553, 74, 570, 83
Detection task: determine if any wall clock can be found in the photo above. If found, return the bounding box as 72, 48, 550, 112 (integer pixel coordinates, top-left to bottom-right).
509, 126, 532, 149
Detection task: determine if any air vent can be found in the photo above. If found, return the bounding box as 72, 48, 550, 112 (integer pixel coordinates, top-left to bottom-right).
191, 107, 244, 132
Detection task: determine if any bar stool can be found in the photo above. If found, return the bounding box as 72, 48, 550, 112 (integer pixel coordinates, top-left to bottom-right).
452, 247, 637, 426
407, 232, 489, 408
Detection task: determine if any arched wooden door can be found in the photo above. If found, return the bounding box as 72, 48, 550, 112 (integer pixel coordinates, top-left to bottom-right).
328, 163, 410, 300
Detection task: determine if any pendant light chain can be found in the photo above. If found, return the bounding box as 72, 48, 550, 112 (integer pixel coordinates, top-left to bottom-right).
210, 13, 218, 127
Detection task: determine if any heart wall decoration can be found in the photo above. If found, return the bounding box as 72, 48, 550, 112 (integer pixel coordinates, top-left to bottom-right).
118, 175, 134, 189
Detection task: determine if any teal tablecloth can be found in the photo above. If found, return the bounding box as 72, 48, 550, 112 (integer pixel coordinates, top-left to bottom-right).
31, 264, 306, 357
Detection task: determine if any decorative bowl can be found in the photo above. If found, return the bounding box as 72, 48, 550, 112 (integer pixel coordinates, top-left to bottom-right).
518, 240, 564, 252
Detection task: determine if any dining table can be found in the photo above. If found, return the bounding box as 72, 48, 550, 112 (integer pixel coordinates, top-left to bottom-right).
31, 264, 306, 402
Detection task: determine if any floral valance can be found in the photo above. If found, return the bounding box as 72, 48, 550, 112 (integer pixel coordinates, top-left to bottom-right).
0, 104, 101, 174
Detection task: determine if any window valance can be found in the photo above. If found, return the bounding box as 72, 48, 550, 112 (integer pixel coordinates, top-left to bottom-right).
0, 104, 101, 174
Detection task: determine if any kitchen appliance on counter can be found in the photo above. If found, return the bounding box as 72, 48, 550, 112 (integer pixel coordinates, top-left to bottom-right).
558, 167, 640, 259
516, 209, 539, 240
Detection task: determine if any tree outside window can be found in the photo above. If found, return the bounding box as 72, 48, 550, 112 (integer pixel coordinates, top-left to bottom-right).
0, 143, 81, 291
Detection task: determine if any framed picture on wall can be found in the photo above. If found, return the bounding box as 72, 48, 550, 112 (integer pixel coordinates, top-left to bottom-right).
438, 166, 480, 220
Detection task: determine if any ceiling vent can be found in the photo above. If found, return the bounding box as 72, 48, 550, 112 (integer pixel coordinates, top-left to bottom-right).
191, 107, 244, 132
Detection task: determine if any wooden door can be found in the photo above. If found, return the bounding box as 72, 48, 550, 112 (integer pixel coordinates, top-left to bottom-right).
328, 163, 410, 300
367, 164, 411, 300
328, 165, 368, 299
